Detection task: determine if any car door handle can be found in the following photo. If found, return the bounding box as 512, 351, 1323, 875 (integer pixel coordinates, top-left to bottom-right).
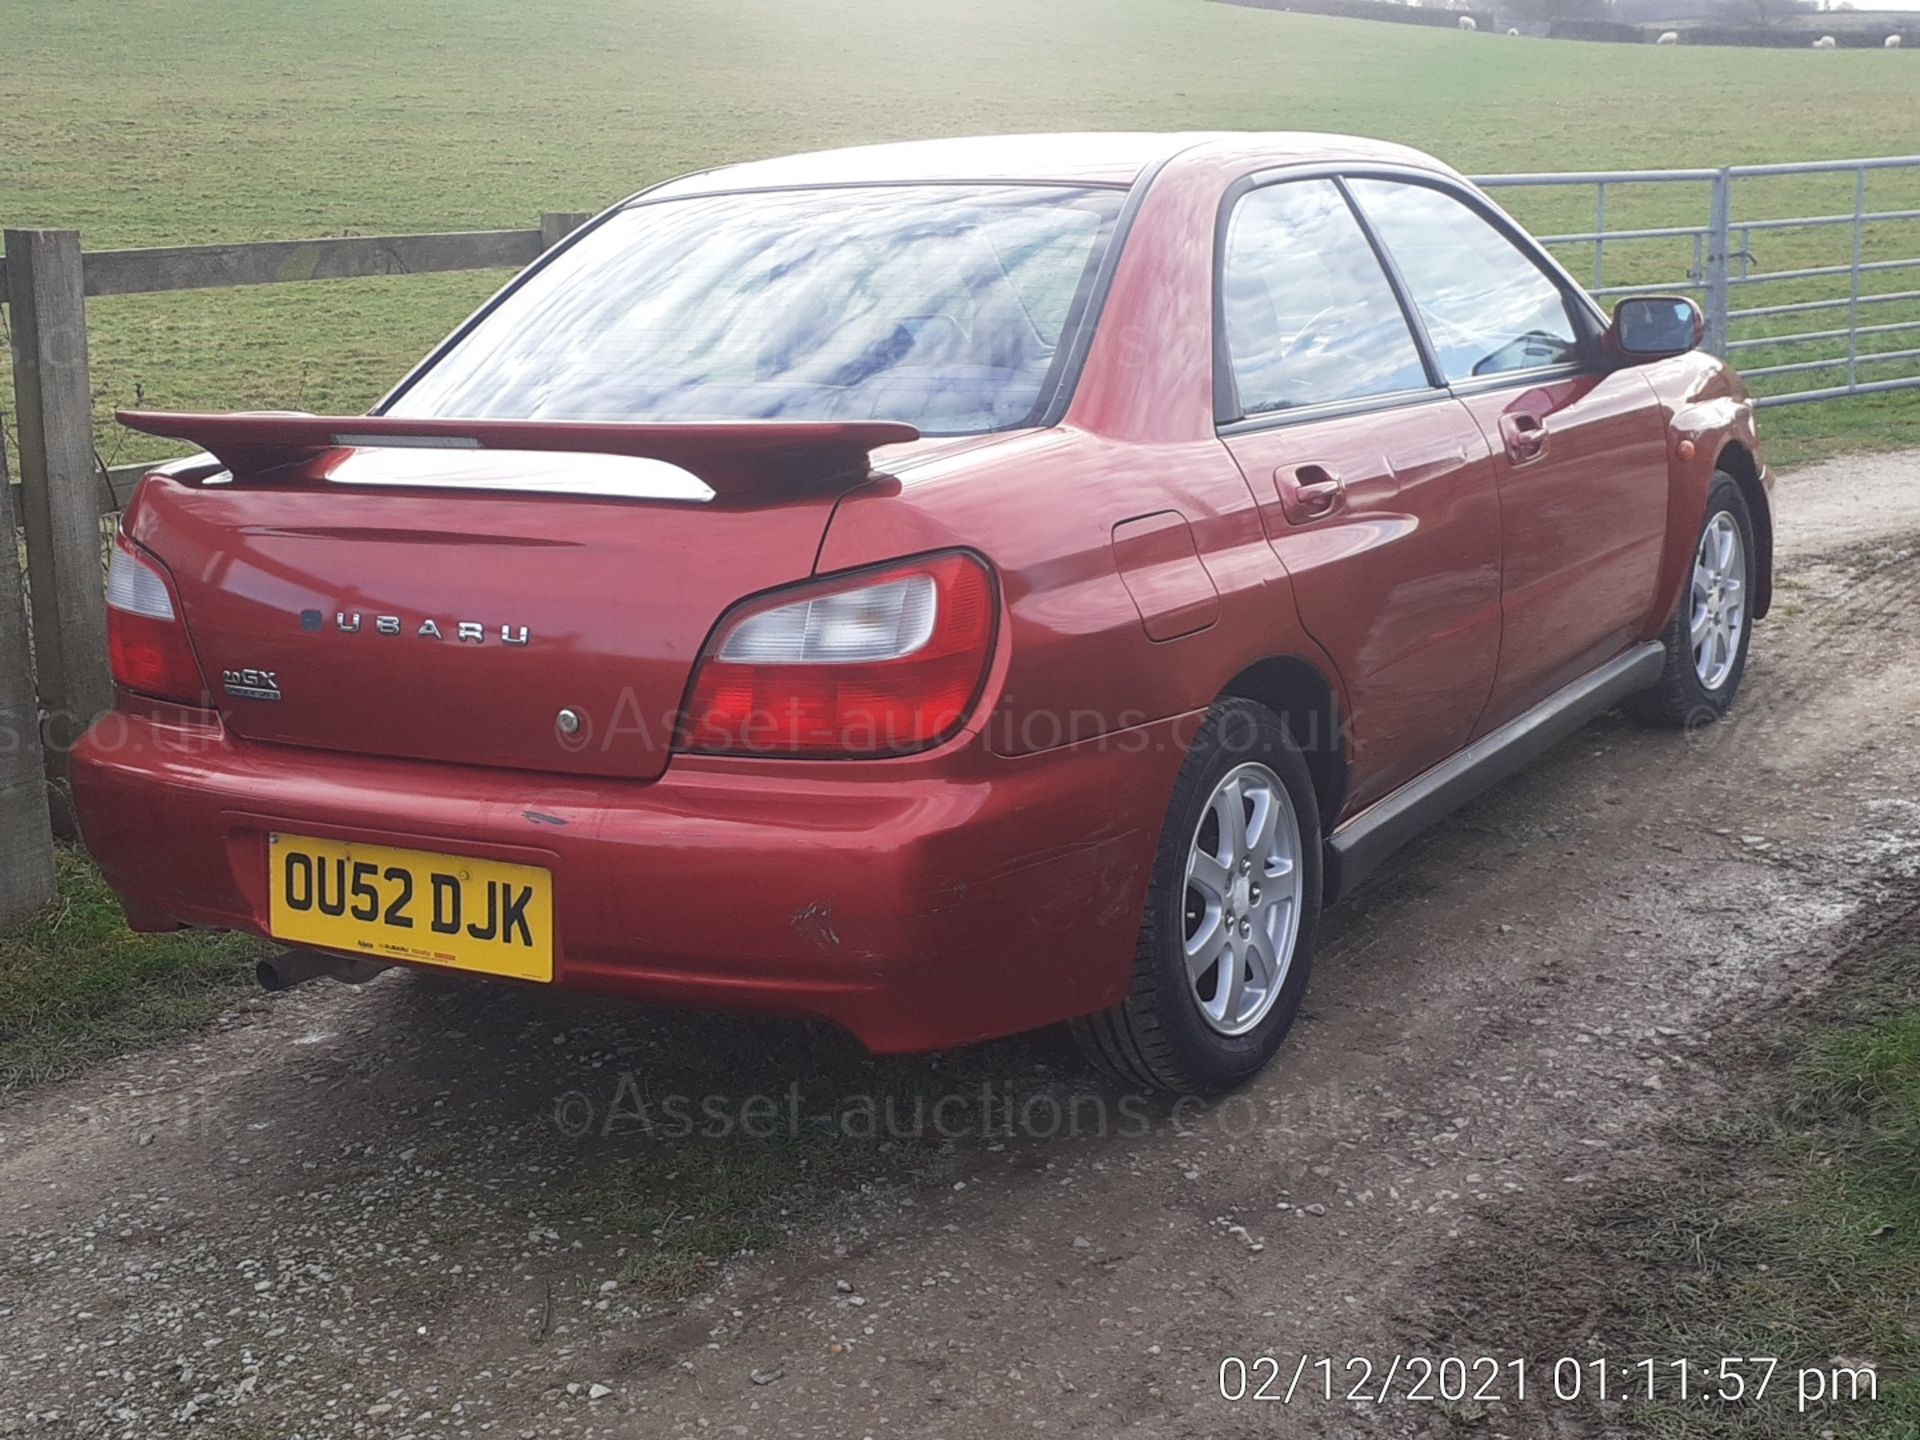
1500, 412, 1550, 465
1275, 463, 1346, 524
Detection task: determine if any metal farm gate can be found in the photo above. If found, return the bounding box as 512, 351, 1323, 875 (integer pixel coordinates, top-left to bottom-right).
1474, 154, 1920, 408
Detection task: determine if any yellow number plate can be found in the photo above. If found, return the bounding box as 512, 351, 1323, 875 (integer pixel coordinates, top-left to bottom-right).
268, 834, 554, 982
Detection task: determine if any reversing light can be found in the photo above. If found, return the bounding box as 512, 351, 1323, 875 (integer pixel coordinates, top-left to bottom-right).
717, 574, 939, 665
105, 535, 209, 703
680, 552, 995, 757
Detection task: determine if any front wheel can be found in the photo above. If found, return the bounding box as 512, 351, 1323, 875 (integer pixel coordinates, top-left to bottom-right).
1628, 472, 1756, 728
1071, 699, 1322, 1093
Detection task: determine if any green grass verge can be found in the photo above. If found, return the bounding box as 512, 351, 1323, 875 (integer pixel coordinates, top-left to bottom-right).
1624, 976, 1920, 1439
0, 849, 265, 1099
2, 0, 1918, 470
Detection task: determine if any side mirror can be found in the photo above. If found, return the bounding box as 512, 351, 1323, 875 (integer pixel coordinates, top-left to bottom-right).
1605, 296, 1705, 362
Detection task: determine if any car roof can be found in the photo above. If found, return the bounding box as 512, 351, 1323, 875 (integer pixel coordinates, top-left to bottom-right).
639, 132, 1451, 199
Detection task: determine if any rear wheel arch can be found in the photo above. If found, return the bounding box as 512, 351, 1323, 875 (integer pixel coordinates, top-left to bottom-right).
1216, 657, 1349, 829
1072, 696, 1325, 1092
1715, 440, 1772, 618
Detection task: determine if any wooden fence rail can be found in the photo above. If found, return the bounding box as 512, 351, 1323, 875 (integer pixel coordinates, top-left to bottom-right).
0, 210, 589, 899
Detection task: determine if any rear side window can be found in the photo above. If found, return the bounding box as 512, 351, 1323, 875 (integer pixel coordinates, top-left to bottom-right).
1219, 179, 1432, 419
1347, 179, 1582, 382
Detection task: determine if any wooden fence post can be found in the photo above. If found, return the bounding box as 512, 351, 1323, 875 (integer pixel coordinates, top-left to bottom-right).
0, 423, 57, 923
6, 229, 109, 833
540, 212, 592, 250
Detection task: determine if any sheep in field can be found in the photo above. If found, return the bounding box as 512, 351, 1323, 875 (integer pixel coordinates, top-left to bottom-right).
1813, 34, 1837, 47
1507, 26, 1520, 35
1887, 34, 1904, 48
1656, 30, 1679, 43
1458, 15, 1478, 31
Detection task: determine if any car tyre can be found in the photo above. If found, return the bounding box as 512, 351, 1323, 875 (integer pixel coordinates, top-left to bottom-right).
1627, 471, 1756, 729
1071, 698, 1322, 1094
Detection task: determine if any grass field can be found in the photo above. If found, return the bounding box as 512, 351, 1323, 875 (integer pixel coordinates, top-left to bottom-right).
2, 0, 1917, 474
0, 850, 265, 1098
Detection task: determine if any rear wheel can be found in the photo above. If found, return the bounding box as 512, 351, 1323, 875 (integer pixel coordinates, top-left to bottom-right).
1072, 699, 1322, 1093
1628, 472, 1755, 728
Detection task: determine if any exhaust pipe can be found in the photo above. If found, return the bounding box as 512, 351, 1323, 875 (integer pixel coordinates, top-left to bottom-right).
256, 949, 391, 993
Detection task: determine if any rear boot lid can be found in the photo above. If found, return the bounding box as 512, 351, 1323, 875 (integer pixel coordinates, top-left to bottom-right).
117, 410, 919, 780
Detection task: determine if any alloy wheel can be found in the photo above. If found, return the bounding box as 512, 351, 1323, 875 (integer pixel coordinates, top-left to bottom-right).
1182, 762, 1306, 1036
1691, 510, 1747, 691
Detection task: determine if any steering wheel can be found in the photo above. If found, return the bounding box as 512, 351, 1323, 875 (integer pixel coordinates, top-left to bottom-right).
1469, 328, 1574, 378
1280, 304, 1341, 362
897, 313, 970, 355
1419, 310, 1501, 373
827, 313, 972, 388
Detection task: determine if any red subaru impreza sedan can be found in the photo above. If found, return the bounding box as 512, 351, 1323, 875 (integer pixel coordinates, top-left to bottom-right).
75, 132, 1771, 1092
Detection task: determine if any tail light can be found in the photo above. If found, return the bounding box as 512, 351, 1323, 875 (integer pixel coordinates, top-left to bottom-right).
679, 551, 996, 757
106, 534, 208, 704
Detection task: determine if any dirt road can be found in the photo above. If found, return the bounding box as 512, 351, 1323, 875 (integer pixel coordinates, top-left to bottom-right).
5, 452, 1919, 1440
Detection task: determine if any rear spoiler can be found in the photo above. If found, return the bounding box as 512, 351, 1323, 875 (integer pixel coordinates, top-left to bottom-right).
114, 410, 922, 500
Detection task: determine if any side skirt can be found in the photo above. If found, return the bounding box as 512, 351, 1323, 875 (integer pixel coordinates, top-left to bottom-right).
1324, 641, 1667, 902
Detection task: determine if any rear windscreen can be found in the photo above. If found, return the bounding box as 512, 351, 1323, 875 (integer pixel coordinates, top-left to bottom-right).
386, 184, 1126, 436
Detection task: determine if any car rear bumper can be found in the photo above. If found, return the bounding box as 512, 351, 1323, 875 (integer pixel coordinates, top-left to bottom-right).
70, 707, 1189, 1052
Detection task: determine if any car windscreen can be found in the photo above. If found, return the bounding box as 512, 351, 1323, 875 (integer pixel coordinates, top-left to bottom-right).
385, 184, 1126, 437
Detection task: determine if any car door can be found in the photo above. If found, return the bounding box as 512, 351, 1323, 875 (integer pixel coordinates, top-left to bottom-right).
1215, 177, 1505, 812
1346, 177, 1671, 728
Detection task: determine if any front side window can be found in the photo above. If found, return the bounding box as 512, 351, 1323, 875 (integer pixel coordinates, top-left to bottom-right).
387, 184, 1124, 436
1347, 179, 1583, 382
1219, 179, 1431, 419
